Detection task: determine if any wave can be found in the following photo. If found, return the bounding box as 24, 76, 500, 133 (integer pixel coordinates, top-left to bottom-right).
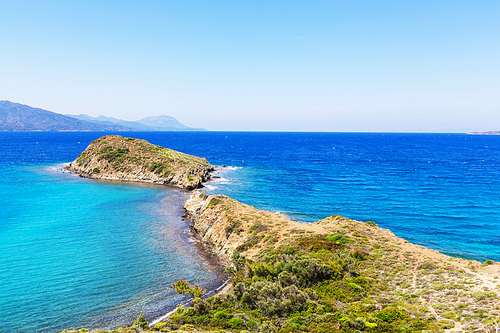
45, 163, 70, 172
224, 166, 241, 170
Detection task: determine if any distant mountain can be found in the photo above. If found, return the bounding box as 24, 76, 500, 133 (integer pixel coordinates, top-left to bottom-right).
0, 100, 205, 132
0, 101, 130, 131
67, 114, 205, 131
68, 114, 156, 131
467, 131, 500, 135
137, 115, 199, 130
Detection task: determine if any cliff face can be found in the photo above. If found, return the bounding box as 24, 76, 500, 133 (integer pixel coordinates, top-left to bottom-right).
183, 191, 325, 261
184, 192, 248, 261
68, 135, 214, 190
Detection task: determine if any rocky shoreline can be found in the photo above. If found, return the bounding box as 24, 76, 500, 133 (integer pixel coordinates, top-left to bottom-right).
60, 137, 500, 333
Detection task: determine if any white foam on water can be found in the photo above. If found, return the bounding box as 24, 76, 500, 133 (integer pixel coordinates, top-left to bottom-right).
224, 166, 241, 170
45, 163, 72, 174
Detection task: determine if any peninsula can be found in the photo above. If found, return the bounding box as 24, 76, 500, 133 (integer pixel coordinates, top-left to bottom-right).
67, 135, 214, 190
61, 137, 500, 333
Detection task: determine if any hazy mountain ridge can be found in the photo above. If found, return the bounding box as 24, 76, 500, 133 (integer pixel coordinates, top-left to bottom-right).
0, 101, 204, 131
66, 114, 205, 131
0, 101, 130, 131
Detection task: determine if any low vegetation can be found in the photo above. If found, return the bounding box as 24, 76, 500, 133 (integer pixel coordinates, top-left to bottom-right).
59, 186, 500, 332
60, 226, 499, 332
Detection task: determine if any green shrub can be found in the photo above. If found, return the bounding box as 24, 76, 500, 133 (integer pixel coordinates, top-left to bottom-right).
326, 234, 349, 245
227, 317, 244, 329
296, 234, 345, 252
214, 310, 233, 320
417, 262, 437, 270
171, 280, 206, 299
259, 321, 278, 333
132, 312, 148, 329
178, 323, 195, 331
249, 258, 331, 287
352, 249, 369, 261
375, 306, 409, 323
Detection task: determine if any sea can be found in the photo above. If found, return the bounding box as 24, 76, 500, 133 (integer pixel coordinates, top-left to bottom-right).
0, 131, 499, 333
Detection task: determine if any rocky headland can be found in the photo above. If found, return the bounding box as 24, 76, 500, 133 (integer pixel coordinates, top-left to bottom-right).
182, 191, 500, 332
61, 138, 500, 333
67, 135, 214, 190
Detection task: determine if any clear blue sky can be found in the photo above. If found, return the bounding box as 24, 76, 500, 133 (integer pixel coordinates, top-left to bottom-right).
1, 1, 499, 131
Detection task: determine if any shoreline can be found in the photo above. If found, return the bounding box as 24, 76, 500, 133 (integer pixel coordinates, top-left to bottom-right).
57, 135, 500, 332
53, 174, 500, 332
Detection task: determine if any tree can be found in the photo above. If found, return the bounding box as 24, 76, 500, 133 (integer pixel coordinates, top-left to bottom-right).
133, 312, 148, 330
172, 280, 206, 299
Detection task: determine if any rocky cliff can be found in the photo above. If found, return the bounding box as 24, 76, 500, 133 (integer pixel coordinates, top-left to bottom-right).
184, 191, 330, 261
67, 135, 214, 190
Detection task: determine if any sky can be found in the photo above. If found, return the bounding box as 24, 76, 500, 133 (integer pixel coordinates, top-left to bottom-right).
1, 1, 499, 132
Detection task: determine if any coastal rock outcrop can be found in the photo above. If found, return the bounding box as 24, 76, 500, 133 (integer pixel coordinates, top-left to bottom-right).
67, 135, 214, 190
184, 192, 248, 261
184, 191, 325, 261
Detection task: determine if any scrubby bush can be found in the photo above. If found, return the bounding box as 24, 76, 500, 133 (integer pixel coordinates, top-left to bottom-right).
259, 321, 278, 333
227, 317, 244, 329
100, 147, 129, 162
132, 312, 148, 330
326, 234, 350, 245
249, 258, 331, 287
154, 234, 434, 333
171, 280, 206, 299
375, 306, 409, 323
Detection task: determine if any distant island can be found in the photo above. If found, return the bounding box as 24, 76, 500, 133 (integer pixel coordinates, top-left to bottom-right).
467, 131, 500, 135
0, 100, 205, 131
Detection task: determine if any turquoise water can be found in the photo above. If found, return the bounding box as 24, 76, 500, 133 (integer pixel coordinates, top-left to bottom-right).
1, 131, 499, 332
0, 133, 225, 332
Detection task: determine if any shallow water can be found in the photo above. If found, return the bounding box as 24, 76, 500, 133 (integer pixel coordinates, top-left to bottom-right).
0, 132, 226, 333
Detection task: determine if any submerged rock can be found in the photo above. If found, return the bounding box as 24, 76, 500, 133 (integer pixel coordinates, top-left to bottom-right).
67, 135, 214, 190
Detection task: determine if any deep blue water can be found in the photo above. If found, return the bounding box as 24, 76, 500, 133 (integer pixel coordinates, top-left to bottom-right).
1, 131, 499, 332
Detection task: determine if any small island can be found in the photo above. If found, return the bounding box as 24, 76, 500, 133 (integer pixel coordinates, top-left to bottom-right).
467, 131, 500, 135
61, 137, 500, 333
67, 135, 214, 190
